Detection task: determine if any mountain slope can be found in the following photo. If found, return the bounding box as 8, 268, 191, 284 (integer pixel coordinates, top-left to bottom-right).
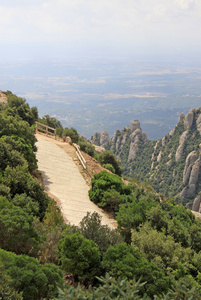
91, 107, 201, 208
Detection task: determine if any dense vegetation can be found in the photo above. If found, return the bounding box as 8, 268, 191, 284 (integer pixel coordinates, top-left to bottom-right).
88, 172, 201, 298
1, 92, 201, 299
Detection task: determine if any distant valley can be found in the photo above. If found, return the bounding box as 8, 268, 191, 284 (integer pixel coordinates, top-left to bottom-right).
1, 58, 201, 140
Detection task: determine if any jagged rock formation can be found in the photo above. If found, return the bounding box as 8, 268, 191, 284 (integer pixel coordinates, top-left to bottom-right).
183, 151, 198, 185
175, 131, 188, 162
196, 114, 201, 135
91, 130, 110, 148
100, 130, 110, 147
184, 108, 195, 130
91, 107, 201, 209
192, 195, 201, 212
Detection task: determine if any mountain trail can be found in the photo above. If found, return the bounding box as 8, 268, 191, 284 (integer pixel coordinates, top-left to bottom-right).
35, 133, 116, 228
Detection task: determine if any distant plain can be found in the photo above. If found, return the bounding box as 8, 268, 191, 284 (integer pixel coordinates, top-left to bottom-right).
1, 57, 201, 140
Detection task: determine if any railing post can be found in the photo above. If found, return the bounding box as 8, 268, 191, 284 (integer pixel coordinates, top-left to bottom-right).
35, 121, 56, 139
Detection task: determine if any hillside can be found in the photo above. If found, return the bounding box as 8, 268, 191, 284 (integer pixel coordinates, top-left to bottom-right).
91, 107, 201, 209
3, 91, 201, 298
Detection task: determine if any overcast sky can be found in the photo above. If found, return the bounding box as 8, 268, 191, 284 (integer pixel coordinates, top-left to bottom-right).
0, 0, 201, 61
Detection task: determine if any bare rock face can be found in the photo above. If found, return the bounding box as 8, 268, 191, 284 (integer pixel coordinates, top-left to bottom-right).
192, 195, 201, 212
154, 141, 159, 150
130, 128, 141, 142
115, 136, 122, 150
157, 151, 162, 163
189, 158, 200, 186
128, 128, 142, 161
179, 112, 185, 123
142, 131, 148, 142
129, 119, 141, 133
120, 133, 128, 149
169, 128, 175, 137
196, 113, 201, 135
180, 185, 196, 198
166, 160, 172, 166
91, 132, 101, 145
175, 131, 188, 162
111, 130, 119, 152
183, 151, 198, 185
184, 108, 195, 130
180, 157, 200, 198
93, 145, 105, 154
162, 137, 166, 147
66, 136, 72, 145
100, 130, 110, 147
128, 140, 139, 161
111, 130, 119, 142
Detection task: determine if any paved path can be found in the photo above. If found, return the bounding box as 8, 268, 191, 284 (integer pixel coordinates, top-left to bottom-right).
36, 135, 116, 228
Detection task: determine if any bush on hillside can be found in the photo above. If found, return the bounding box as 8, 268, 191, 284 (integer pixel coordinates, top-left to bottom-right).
97, 151, 122, 176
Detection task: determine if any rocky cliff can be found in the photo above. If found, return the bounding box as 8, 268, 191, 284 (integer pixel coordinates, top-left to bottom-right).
91, 107, 201, 209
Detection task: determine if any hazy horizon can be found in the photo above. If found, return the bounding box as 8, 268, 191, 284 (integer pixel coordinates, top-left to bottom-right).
0, 1, 201, 62
0, 1, 201, 140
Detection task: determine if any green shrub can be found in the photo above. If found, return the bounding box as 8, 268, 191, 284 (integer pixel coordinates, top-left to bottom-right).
103, 163, 115, 173
58, 232, 101, 283
97, 151, 122, 176
102, 243, 170, 297
78, 139, 95, 157
88, 171, 131, 210
0, 206, 40, 256
0, 249, 64, 300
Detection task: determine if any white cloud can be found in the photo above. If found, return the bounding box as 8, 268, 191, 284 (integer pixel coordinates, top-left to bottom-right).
175, 0, 195, 10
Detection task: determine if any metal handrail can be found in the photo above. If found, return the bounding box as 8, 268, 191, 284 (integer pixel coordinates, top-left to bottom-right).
73, 143, 86, 169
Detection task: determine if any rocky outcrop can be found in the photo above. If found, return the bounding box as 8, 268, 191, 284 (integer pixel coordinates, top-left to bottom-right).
166, 160, 172, 166
169, 128, 175, 137
128, 128, 142, 161
184, 108, 195, 130
91, 132, 101, 145
142, 131, 148, 142
189, 158, 200, 186
157, 151, 162, 163
111, 130, 119, 143
179, 112, 185, 123
180, 157, 200, 198
100, 130, 110, 147
129, 119, 141, 132
196, 113, 201, 135
175, 131, 188, 162
192, 195, 201, 212
183, 151, 198, 185
90, 107, 201, 206
91, 130, 110, 148
154, 141, 159, 150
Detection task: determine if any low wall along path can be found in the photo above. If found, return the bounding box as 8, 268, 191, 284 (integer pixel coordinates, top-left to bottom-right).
36, 134, 116, 228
